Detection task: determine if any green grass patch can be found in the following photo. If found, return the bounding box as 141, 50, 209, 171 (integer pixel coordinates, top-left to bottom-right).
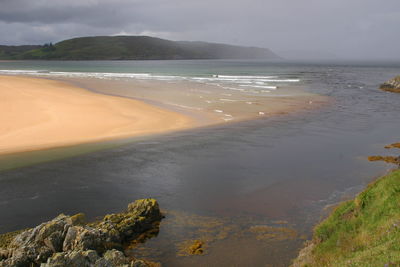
305, 169, 400, 266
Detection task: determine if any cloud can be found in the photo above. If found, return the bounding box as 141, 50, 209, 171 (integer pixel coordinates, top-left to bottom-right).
0, 0, 399, 59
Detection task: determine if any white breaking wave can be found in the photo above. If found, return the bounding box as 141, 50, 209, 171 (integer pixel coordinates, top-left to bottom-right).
216, 75, 277, 79
0, 69, 300, 96
219, 98, 239, 102
261, 79, 300, 82
0, 69, 299, 83
239, 85, 278, 90
0, 70, 46, 74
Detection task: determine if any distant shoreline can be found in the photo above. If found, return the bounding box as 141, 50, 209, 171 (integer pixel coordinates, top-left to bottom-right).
0, 35, 281, 60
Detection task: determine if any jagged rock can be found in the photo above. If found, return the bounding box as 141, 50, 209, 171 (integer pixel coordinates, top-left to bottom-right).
0, 249, 11, 261
102, 249, 130, 265
0, 199, 161, 267
380, 75, 400, 93
98, 199, 162, 241
41, 249, 148, 267
69, 213, 86, 226
0, 214, 71, 266
62, 225, 121, 253
41, 250, 100, 267
44, 231, 64, 253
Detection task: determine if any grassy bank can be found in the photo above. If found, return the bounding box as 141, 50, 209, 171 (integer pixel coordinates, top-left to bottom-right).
293, 169, 400, 266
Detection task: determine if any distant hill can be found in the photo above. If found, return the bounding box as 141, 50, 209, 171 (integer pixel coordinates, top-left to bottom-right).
0, 36, 280, 60
0, 45, 42, 59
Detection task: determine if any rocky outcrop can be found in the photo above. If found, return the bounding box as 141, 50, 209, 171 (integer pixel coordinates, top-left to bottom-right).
0, 199, 162, 267
380, 75, 400, 93
41, 249, 148, 267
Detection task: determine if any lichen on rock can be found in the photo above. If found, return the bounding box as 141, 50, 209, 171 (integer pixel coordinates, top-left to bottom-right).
0, 199, 162, 267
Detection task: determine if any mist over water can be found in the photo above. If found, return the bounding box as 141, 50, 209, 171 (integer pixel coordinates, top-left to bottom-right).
0, 60, 400, 266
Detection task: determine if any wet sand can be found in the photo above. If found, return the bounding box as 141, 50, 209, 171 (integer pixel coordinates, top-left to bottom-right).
0, 75, 327, 156
0, 75, 193, 155
68, 77, 328, 124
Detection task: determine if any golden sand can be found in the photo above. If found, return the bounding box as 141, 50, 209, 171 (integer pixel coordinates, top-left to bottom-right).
0, 75, 193, 155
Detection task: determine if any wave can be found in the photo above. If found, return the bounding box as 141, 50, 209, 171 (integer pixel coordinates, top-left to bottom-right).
0, 70, 45, 74
192, 77, 299, 83
0, 69, 299, 93
239, 85, 278, 90
215, 75, 277, 79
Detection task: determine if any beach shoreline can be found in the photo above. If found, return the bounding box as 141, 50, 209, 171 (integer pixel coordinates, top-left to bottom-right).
0, 74, 328, 157
0, 75, 195, 156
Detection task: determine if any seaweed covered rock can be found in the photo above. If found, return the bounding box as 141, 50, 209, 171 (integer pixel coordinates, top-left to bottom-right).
97, 199, 162, 242
0, 199, 161, 267
380, 75, 400, 93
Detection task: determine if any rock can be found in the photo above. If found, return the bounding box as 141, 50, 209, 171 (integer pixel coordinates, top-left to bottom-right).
41, 250, 100, 267
380, 75, 400, 93
130, 260, 149, 267
0, 214, 71, 266
0, 249, 11, 261
384, 143, 400, 149
103, 249, 130, 265
69, 213, 86, 226
99, 199, 162, 241
127, 199, 161, 220
188, 240, 204, 255
0, 199, 161, 266
44, 231, 64, 253
368, 155, 399, 165
42, 249, 148, 267
62, 225, 121, 254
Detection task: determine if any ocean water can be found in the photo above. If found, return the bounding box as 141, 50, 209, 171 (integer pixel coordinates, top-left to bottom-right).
0, 60, 304, 97
0, 60, 400, 266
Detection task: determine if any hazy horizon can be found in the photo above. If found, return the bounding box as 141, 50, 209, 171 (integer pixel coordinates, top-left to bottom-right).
0, 0, 399, 60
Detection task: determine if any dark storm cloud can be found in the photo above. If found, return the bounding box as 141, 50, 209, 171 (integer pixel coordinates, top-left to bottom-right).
0, 0, 399, 60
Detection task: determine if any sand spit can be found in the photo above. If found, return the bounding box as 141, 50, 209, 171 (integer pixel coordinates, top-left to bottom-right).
0, 75, 193, 155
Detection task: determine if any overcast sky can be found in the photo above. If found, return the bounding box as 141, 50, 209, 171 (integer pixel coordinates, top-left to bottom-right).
0, 0, 399, 60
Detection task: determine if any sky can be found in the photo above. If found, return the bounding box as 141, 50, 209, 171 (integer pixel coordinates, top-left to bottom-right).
0, 0, 399, 60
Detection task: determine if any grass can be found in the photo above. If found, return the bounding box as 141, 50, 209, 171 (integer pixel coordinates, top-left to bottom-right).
301, 169, 400, 266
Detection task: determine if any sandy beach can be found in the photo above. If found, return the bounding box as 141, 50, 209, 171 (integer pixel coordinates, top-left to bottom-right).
0, 75, 193, 155
0, 74, 327, 157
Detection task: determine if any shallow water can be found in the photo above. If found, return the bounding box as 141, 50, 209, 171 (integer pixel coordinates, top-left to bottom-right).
0, 60, 400, 266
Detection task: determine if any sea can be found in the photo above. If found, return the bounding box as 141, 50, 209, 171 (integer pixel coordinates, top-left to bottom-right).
0, 60, 400, 266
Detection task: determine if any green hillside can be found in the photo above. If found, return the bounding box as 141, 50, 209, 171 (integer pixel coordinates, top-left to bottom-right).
293, 169, 400, 266
0, 36, 280, 60
0, 45, 41, 59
